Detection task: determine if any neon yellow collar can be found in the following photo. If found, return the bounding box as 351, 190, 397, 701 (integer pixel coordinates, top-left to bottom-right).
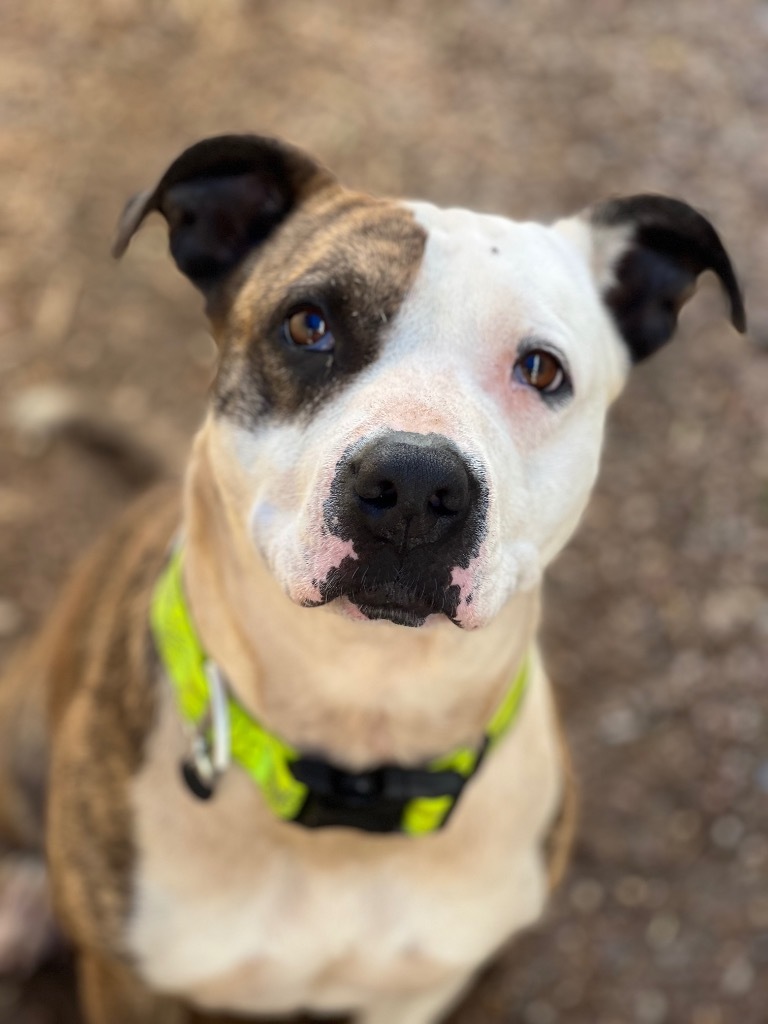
151, 548, 530, 835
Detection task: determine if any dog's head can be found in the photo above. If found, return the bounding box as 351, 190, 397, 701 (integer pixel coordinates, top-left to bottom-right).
115, 134, 745, 632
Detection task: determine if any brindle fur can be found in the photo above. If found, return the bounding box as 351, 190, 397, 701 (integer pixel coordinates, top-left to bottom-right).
214, 188, 427, 424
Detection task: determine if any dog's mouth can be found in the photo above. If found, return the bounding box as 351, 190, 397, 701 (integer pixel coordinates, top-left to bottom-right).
305, 563, 463, 628
346, 588, 447, 628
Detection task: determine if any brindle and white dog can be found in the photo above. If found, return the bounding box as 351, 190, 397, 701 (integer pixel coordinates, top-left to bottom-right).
0, 135, 745, 1024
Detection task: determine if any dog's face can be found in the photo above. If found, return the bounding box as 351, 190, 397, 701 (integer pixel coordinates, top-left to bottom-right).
207, 200, 628, 632
116, 135, 745, 632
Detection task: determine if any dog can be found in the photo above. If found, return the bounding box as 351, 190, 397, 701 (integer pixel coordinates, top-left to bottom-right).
0, 133, 745, 1024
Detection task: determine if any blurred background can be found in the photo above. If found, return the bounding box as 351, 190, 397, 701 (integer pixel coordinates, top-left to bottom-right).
1, 1, 767, 1022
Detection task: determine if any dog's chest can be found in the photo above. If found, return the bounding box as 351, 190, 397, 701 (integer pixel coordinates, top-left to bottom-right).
127, 676, 561, 1016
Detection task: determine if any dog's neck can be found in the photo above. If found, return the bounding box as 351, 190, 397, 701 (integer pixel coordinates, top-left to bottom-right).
180, 426, 542, 769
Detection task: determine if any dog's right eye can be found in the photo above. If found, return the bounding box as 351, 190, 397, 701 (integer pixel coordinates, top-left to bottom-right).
284, 307, 335, 352
513, 349, 566, 394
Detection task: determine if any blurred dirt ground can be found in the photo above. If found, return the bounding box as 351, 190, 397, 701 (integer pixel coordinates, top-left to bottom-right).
1, 1, 768, 1022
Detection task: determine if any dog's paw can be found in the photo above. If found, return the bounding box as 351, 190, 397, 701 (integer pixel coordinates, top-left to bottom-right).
0, 854, 60, 977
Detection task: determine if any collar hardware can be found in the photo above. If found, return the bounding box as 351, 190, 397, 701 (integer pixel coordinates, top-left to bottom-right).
291, 758, 467, 803
288, 756, 477, 834
151, 548, 530, 836
180, 660, 231, 800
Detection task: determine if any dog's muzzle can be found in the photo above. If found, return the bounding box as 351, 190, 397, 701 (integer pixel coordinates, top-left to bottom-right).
318, 432, 488, 627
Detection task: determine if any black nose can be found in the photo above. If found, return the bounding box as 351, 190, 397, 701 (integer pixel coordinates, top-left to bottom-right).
347, 432, 472, 551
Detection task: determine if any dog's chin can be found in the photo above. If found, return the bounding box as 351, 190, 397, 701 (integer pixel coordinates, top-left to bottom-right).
299, 591, 460, 629
347, 597, 445, 629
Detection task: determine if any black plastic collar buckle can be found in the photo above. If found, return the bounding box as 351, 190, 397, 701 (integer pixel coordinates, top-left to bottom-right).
289, 757, 468, 834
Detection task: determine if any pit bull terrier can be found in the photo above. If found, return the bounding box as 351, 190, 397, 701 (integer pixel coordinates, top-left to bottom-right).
0, 134, 745, 1024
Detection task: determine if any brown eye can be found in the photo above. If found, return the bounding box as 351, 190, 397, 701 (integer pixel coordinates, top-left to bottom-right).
285, 306, 334, 351
514, 349, 565, 393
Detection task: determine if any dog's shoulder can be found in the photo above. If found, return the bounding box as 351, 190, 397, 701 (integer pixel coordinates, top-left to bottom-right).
45, 483, 179, 724
44, 484, 181, 950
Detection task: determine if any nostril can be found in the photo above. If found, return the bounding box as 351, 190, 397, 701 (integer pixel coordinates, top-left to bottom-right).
357, 479, 398, 511
347, 433, 475, 542
428, 488, 462, 516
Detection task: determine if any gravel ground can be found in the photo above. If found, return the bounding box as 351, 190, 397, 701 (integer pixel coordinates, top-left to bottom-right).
1, 2, 767, 1022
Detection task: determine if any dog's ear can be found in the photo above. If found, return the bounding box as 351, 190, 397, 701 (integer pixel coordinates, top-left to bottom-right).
584, 195, 746, 362
112, 134, 335, 295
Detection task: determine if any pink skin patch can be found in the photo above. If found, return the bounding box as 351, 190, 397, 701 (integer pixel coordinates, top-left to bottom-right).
450, 564, 475, 600
289, 536, 358, 607
332, 596, 371, 622
450, 553, 486, 630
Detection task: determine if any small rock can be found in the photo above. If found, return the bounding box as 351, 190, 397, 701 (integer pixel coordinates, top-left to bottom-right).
710, 815, 745, 851
614, 875, 650, 908
724, 702, 764, 744
702, 587, 762, 638
599, 705, 644, 746
668, 809, 702, 844
646, 913, 680, 949
569, 878, 605, 914
634, 988, 668, 1024
720, 955, 754, 996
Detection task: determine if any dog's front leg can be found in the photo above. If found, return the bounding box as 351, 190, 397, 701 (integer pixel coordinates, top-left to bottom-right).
79, 951, 189, 1024
357, 974, 472, 1024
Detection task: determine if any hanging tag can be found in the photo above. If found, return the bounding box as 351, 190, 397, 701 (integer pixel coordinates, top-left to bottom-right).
181, 731, 217, 800
180, 663, 231, 801
182, 759, 216, 800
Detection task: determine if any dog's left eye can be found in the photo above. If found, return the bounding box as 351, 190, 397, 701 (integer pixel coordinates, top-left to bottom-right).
284, 307, 335, 352
513, 349, 566, 394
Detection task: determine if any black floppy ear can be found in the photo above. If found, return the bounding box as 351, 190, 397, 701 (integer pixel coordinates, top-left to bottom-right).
112, 134, 335, 295
588, 195, 746, 362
